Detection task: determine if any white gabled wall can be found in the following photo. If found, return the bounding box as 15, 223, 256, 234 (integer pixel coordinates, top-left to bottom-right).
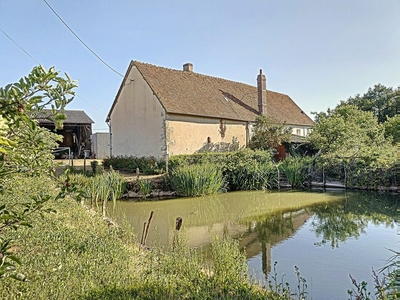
109, 66, 166, 159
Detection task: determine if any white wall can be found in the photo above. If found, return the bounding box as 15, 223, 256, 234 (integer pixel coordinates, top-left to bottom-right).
290, 125, 313, 137
91, 132, 110, 159
109, 67, 166, 159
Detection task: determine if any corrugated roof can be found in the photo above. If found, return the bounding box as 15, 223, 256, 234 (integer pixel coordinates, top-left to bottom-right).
33, 109, 94, 124
132, 61, 314, 126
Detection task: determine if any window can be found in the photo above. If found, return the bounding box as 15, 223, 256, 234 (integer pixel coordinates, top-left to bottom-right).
296, 129, 301, 136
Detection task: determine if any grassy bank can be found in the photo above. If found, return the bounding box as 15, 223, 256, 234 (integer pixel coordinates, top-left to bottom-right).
0, 176, 291, 300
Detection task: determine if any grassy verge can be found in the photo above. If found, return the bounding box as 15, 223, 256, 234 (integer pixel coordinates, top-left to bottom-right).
0, 176, 287, 300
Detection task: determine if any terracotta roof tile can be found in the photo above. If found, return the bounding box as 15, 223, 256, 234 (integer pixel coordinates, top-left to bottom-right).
127, 61, 313, 126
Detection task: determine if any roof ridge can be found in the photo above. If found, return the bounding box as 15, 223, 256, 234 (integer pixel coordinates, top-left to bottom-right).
41, 109, 85, 112
133, 60, 295, 97
134, 60, 255, 89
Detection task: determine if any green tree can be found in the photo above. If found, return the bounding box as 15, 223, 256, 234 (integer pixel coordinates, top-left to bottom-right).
0, 66, 77, 280
308, 105, 396, 187
383, 115, 400, 145
249, 116, 292, 151
340, 84, 398, 124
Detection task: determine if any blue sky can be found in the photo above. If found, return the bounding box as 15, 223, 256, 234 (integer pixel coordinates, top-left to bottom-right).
1, 0, 399, 132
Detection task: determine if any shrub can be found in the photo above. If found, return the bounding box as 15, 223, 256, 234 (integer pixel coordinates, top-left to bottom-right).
222, 150, 278, 190
102, 156, 166, 175
169, 149, 278, 191
90, 160, 104, 175
169, 163, 226, 197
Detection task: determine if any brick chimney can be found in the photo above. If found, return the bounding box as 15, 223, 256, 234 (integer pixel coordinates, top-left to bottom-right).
183, 63, 193, 72
257, 69, 267, 115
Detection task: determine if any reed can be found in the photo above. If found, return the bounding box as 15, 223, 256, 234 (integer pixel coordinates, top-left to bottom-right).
169, 163, 226, 197
60, 170, 126, 216
138, 179, 152, 197
279, 156, 310, 188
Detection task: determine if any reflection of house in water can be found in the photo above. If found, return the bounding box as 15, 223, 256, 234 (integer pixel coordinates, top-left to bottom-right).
33, 110, 94, 158
239, 209, 311, 276
189, 208, 311, 278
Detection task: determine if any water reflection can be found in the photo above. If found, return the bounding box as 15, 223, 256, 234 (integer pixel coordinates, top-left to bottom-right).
310, 192, 396, 248
110, 190, 343, 248
110, 190, 398, 297
110, 191, 396, 251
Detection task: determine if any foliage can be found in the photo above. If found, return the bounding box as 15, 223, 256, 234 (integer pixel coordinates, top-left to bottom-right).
383, 115, 400, 145
0, 192, 139, 299
249, 115, 292, 151
340, 83, 399, 124
223, 150, 278, 190
102, 155, 165, 175
308, 105, 396, 188
0, 66, 77, 280
169, 163, 226, 197
279, 156, 311, 188
90, 160, 104, 175
1, 191, 285, 299
169, 149, 278, 191
138, 179, 152, 197
268, 262, 308, 300
60, 169, 126, 216
136, 234, 283, 300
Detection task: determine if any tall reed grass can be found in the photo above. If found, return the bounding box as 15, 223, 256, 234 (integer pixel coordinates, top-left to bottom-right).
138, 179, 152, 197
279, 156, 311, 188
60, 169, 126, 216
169, 163, 226, 197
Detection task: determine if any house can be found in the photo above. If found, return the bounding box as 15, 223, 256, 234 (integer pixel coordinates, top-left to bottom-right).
107, 61, 314, 159
33, 109, 94, 158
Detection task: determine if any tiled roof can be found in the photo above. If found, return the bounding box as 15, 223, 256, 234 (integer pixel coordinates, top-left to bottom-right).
110, 61, 314, 126
32, 109, 94, 124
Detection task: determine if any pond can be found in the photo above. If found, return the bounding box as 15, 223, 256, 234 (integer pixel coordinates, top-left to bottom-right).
109, 189, 398, 299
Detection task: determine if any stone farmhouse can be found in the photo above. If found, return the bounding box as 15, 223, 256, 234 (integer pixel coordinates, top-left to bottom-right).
107, 61, 314, 159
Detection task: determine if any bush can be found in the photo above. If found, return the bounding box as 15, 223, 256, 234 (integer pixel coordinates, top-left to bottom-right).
222, 150, 278, 190
102, 156, 166, 175
169, 163, 226, 197
169, 149, 278, 191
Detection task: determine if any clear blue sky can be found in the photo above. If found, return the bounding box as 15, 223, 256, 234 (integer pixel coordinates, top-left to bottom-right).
1, 0, 399, 132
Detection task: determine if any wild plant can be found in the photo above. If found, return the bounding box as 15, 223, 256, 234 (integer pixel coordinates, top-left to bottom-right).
279, 156, 311, 188
169, 163, 226, 197
138, 179, 152, 197
347, 248, 400, 299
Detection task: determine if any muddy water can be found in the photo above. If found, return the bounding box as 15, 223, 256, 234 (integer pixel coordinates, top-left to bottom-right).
109, 190, 398, 299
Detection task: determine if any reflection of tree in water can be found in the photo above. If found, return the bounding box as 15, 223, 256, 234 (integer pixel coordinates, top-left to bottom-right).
310, 192, 397, 248
240, 192, 397, 280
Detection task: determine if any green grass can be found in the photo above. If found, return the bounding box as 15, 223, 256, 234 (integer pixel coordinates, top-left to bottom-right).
0, 175, 286, 300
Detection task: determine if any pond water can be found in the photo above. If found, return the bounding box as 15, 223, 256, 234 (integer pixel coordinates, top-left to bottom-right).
109, 190, 398, 299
